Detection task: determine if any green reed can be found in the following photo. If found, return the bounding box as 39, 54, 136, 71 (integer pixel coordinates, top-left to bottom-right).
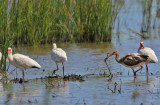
0, 0, 120, 46
0, 0, 12, 71
0, 0, 120, 71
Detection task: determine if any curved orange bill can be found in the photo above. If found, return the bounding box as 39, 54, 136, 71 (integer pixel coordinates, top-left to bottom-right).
104, 52, 115, 62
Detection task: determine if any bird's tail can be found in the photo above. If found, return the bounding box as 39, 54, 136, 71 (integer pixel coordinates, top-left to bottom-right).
32, 63, 41, 69
32, 65, 41, 69
150, 56, 158, 63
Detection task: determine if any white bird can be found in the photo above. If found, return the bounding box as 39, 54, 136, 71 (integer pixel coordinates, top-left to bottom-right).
7, 48, 41, 83
51, 43, 67, 77
138, 42, 158, 75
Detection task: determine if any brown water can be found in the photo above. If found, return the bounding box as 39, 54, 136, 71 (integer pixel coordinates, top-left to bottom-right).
1, 0, 160, 105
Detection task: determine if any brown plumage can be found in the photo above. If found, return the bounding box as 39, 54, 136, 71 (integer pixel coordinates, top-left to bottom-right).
105, 50, 150, 76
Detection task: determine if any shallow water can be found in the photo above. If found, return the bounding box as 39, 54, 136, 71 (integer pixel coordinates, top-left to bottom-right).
2, 41, 160, 105
1, 0, 160, 105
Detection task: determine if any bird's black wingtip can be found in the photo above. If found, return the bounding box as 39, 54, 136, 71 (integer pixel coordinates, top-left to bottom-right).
32, 66, 41, 69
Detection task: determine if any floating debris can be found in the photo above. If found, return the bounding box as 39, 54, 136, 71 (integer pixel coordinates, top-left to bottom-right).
45, 74, 85, 82
63, 74, 85, 82
45, 75, 61, 78
11, 78, 28, 83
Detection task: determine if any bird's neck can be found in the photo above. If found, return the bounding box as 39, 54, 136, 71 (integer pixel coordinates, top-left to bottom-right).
53, 45, 57, 49
139, 46, 144, 49
8, 53, 13, 62
115, 53, 120, 63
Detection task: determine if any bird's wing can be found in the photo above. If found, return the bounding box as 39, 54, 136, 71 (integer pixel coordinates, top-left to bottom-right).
13, 54, 41, 69
132, 53, 139, 56
122, 54, 142, 66
137, 55, 149, 60
51, 48, 67, 62
56, 48, 67, 57
138, 47, 155, 55
138, 47, 158, 63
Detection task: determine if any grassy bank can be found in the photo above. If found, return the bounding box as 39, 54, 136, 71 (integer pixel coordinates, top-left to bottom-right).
0, 0, 120, 45
0, 0, 120, 70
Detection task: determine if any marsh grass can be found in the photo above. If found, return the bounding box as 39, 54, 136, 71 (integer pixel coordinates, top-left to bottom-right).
0, 0, 120, 46
0, 0, 120, 71
0, 1, 12, 71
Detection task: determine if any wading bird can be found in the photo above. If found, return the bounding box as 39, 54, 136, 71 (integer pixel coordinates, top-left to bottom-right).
51, 43, 67, 77
105, 50, 150, 76
7, 48, 41, 83
138, 42, 158, 75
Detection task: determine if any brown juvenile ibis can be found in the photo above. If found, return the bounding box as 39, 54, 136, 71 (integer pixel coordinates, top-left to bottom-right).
138, 42, 158, 75
105, 50, 150, 76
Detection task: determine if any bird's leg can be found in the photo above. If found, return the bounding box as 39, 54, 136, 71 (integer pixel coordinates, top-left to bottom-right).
131, 68, 135, 76
133, 70, 136, 77
134, 66, 143, 76
16, 69, 18, 79
23, 70, 24, 83
62, 62, 64, 77
134, 72, 136, 76
57, 63, 59, 70
135, 66, 143, 72
52, 63, 59, 75
146, 64, 149, 75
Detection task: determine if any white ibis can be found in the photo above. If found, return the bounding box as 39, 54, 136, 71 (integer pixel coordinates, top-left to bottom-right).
138, 42, 158, 75
105, 50, 150, 76
7, 48, 41, 83
51, 43, 67, 77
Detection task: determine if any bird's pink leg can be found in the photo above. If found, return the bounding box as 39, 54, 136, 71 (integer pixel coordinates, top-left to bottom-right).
62, 62, 64, 77
146, 64, 149, 75
52, 63, 59, 75
132, 69, 136, 76
134, 72, 136, 76
23, 71, 24, 83
56, 63, 59, 70
134, 66, 143, 76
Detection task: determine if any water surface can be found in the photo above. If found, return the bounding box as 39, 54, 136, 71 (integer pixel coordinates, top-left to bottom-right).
1, 0, 160, 105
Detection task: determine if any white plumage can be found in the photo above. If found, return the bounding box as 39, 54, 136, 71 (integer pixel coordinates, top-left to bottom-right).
9, 54, 41, 70
8, 48, 41, 83
138, 42, 158, 75
51, 43, 67, 77
51, 47, 67, 63
138, 47, 158, 63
